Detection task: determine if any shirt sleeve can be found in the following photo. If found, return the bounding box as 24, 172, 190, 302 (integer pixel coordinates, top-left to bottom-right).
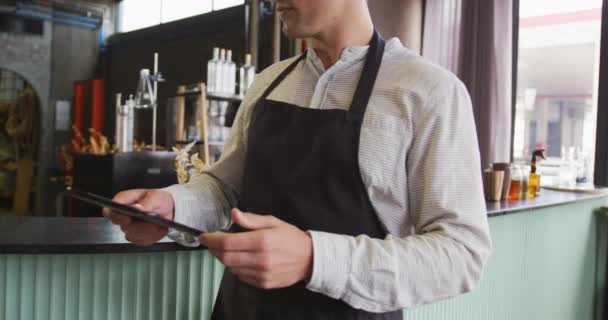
161, 92, 254, 233
305, 79, 493, 312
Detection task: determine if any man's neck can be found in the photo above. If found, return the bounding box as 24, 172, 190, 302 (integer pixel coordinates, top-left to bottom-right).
310, 7, 374, 70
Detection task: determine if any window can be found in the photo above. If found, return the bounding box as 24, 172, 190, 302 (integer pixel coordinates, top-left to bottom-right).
118, 0, 243, 33
513, 0, 602, 185
118, 0, 161, 32
213, 0, 245, 11
0, 13, 44, 36
161, 0, 213, 23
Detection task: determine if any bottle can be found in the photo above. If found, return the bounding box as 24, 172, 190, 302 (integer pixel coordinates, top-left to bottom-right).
207, 47, 219, 93
521, 168, 529, 200
134, 69, 154, 108
125, 94, 135, 150
225, 50, 236, 95
238, 62, 244, 96
508, 165, 524, 201
527, 149, 546, 199
115, 93, 129, 152
239, 53, 256, 96
217, 49, 226, 94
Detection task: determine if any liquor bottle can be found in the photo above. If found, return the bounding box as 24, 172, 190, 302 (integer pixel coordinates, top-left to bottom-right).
225, 50, 236, 95
217, 49, 226, 94
206, 47, 219, 93
239, 53, 256, 96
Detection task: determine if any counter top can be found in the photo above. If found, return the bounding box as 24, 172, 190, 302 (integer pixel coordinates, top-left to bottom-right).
1, 189, 607, 254
0, 216, 202, 254
486, 188, 608, 216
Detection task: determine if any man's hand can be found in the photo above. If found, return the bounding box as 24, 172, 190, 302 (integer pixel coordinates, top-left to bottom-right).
103, 189, 175, 246
200, 209, 313, 289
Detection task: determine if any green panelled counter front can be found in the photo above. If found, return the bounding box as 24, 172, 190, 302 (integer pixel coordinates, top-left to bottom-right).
0, 190, 607, 320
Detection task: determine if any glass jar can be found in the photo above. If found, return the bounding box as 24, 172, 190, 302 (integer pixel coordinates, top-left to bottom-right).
508, 165, 524, 201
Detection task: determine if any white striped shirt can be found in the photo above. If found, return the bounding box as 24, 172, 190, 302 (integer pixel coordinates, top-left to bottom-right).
163, 37, 492, 312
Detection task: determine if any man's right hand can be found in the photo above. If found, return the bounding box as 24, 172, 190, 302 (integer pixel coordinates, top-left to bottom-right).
103, 189, 175, 246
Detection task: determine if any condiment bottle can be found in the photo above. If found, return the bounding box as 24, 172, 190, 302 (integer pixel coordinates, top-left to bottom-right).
527, 149, 546, 199
508, 165, 524, 201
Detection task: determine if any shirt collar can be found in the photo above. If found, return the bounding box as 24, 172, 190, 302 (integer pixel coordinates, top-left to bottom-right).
305, 37, 401, 74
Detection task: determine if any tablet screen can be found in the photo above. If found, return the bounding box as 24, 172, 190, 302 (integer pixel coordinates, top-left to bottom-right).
66, 189, 204, 237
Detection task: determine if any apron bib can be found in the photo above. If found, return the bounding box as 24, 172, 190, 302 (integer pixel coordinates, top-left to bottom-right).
212, 31, 402, 320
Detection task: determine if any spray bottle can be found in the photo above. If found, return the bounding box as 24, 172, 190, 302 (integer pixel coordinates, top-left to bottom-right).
528, 149, 546, 199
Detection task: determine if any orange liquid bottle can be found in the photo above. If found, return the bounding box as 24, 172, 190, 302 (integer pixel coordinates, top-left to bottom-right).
508, 180, 522, 200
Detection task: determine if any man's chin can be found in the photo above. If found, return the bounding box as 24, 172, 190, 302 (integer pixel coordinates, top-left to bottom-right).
282, 25, 310, 39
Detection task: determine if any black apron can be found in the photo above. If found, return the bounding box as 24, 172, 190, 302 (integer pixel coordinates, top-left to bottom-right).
211, 31, 402, 320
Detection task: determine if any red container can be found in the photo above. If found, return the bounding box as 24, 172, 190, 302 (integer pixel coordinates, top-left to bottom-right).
91, 79, 105, 132
72, 81, 87, 133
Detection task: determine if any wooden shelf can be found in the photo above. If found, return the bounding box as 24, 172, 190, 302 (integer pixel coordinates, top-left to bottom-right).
175, 88, 243, 104
174, 83, 233, 166
175, 140, 225, 147
206, 92, 243, 103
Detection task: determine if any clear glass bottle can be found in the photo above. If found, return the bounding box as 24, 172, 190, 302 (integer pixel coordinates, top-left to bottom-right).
238, 63, 245, 97
134, 69, 154, 108
206, 47, 219, 93
239, 53, 256, 96
216, 49, 226, 94
225, 50, 236, 95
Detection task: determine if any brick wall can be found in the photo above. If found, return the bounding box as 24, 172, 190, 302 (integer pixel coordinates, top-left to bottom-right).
0, 32, 50, 66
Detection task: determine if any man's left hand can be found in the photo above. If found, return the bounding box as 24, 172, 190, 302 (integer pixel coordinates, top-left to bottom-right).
200, 208, 313, 289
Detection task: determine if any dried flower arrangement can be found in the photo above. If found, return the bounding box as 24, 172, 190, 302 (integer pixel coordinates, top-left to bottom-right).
67, 126, 115, 156
172, 141, 206, 184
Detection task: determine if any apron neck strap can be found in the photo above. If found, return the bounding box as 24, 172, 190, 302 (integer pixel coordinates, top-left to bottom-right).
259, 30, 386, 113
349, 30, 385, 116
260, 52, 307, 100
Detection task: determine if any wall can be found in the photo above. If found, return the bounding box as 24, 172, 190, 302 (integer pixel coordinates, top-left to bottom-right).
0, 20, 53, 217
43, 22, 104, 217
369, 0, 424, 54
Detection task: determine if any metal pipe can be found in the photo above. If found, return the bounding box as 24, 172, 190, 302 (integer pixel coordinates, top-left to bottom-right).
15, 11, 98, 29
248, 0, 260, 67
16, 2, 102, 25
152, 53, 158, 152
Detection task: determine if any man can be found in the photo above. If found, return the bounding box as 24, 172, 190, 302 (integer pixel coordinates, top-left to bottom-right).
106, 0, 492, 319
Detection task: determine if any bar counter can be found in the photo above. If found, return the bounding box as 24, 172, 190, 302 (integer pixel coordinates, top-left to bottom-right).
0, 216, 198, 254
0, 189, 607, 320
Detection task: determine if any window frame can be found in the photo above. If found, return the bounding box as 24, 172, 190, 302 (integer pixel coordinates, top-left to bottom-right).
511, 0, 608, 186
510, 0, 520, 162
594, 0, 608, 186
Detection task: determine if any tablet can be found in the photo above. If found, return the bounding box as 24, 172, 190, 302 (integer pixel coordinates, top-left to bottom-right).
66, 189, 204, 237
